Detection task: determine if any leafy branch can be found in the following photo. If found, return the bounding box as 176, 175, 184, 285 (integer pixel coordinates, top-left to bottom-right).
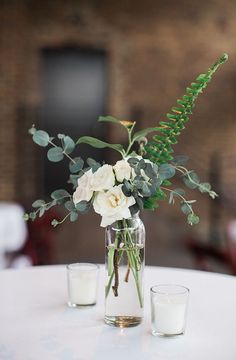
174, 165, 218, 199
161, 186, 200, 225
145, 53, 228, 164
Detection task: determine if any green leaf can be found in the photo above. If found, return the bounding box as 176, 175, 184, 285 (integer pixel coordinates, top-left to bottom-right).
63, 136, 75, 154
68, 174, 80, 188
143, 163, 156, 179
159, 164, 176, 180
122, 182, 132, 197
143, 198, 159, 210
75, 201, 90, 213
70, 212, 78, 222
47, 147, 64, 162
187, 213, 200, 225
69, 157, 84, 173
76, 136, 124, 154
199, 182, 211, 193
32, 200, 46, 208
183, 171, 199, 189
173, 188, 185, 197
33, 130, 49, 147
45, 200, 57, 210
144, 53, 228, 165
127, 157, 140, 166
134, 196, 144, 210
98, 115, 121, 124
51, 189, 70, 200
133, 127, 160, 142
65, 200, 76, 212
181, 203, 192, 215
87, 158, 101, 172
171, 155, 189, 166
141, 182, 151, 197
129, 204, 140, 215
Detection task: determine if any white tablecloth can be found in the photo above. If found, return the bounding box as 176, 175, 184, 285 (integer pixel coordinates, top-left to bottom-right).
0, 265, 236, 360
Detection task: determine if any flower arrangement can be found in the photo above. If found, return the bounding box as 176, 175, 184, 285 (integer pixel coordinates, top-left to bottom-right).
25, 54, 228, 326
25, 53, 228, 228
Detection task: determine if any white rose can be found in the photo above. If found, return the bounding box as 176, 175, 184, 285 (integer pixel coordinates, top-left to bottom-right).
73, 169, 94, 204
91, 164, 115, 191
93, 184, 135, 227
113, 160, 132, 183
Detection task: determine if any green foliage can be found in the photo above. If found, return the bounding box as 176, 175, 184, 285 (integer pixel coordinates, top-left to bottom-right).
47, 147, 64, 162
98, 115, 121, 124
75, 201, 91, 213
51, 189, 70, 201
159, 164, 176, 181
76, 136, 124, 155
69, 157, 84, 173
86, 158, 101, 172
132, 127, 160, 143
27, 55, 227, 228
145, 54, 228, 164
33, 130, 50, 147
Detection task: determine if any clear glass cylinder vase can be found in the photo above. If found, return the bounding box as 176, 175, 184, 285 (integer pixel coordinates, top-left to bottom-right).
104, 213, 145, 327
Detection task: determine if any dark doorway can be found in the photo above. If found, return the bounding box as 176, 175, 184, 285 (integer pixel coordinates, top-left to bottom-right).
39, 47, 108, 196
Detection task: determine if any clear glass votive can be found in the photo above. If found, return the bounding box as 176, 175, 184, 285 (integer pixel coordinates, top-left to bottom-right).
150, 284, 189, 336
67, 263, 99, 307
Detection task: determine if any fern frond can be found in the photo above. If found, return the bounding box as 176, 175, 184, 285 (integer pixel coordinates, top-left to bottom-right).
145, 53, 228, 164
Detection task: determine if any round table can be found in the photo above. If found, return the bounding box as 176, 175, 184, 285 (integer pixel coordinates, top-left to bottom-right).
0, 265, 236, 360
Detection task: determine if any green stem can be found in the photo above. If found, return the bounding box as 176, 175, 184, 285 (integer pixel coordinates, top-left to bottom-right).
123, 221, 143, 308
105, 219, 144, 309
161, 186, 194, 215
49, 140, 76, 164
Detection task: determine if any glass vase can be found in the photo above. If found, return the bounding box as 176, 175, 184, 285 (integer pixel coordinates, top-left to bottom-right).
104, 213, 145, 327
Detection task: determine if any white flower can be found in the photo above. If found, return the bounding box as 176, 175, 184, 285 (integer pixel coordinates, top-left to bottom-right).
93, 185, 135, 227
113, 160, 132, 182
73, 169, 94, 204
91, 164, 115, 191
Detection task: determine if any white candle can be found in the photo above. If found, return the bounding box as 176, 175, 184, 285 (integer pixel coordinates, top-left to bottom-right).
151, 285, 189, 336
67, 263, 99, 306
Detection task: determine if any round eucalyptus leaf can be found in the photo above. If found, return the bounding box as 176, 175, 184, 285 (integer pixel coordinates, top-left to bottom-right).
33, 130, 49, 147
159, 164, 176, 180
187, 213, 200, 225
75, 201, 90, 213
63, 136, 75, 154
181, 203, 192, 215
69, 157, 84, 173
51, 189, 70, 200
70, 212, 78, 222
32, 199, 45, 208
65, 200, 76, 212
47, 147, 64, 162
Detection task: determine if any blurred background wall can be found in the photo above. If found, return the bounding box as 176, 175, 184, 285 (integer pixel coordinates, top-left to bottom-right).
0, 0, 236, 272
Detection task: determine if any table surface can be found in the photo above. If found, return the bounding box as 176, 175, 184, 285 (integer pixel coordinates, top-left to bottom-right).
1, 265, 236, 360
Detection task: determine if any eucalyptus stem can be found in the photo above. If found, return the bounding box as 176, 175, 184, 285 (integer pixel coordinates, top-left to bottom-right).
105, 219, 144, 309
161, 186, 194, 215
122, 219, 144, 308
48, 139, 76, 164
